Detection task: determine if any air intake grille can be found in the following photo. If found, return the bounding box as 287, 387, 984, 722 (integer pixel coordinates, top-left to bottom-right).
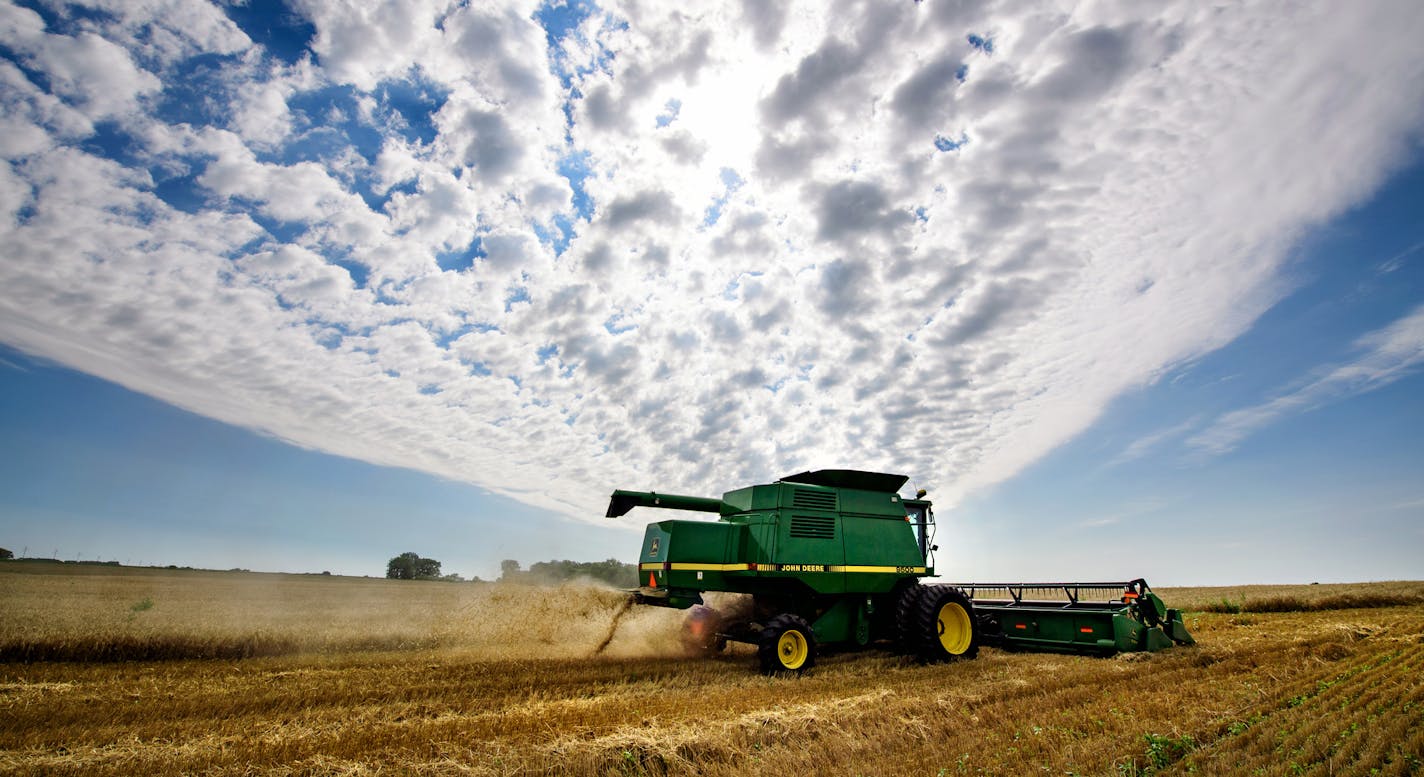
789, 514, 836, 539
792, 488, 837, 511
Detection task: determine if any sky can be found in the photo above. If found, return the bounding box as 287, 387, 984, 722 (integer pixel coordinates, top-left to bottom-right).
1, 0, 1422, 585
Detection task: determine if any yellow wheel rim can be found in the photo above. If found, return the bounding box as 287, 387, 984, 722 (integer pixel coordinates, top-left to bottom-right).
937, 602, 972, 655
776, 629, 809, 669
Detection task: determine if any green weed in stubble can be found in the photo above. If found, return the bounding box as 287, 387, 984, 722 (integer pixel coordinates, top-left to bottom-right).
123, 596, 155, 624
1143, 733, 1196, 770
1115, 733, 1197, 775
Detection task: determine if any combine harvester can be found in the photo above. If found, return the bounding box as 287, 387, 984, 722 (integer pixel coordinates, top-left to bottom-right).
607, 469, 1193, 674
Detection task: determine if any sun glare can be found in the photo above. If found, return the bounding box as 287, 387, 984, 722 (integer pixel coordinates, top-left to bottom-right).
675, 57, 766, 175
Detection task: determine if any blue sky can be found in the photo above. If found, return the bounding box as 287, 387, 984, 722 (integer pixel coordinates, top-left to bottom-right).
955, 159, 1424, 584
1, 0, 1422, 584
0, 345, 631, 575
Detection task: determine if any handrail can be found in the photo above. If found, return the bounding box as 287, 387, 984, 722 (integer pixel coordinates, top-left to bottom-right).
951, 579, 1151, 607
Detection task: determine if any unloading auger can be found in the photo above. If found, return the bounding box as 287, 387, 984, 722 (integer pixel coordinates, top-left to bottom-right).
606, 469, 1193, 674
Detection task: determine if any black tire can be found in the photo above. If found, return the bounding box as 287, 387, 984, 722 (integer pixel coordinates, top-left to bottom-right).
894, 583, 927, 653
914, 586, 979, 663
757, 613, 816, 675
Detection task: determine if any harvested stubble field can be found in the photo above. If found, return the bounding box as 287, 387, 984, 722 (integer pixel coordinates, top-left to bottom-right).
2, 565, 1422, 776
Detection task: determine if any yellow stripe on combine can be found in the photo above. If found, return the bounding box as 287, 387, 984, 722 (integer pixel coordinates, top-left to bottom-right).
639, 563, 753, 572
639, 563, 924, 574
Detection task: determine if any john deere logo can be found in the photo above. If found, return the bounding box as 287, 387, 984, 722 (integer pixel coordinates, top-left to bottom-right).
649, 537, 660, 556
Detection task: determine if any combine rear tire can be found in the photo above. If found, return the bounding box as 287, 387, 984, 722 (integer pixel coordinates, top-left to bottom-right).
914, 586, 979, 663
758, 613, 816, 675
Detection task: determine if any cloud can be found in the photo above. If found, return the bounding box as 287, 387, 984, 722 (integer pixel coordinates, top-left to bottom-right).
295, 0, 443, 91
1378, 239, 1424, 275
814, 179, 911, 243
1188, 305, 1424, 457
1106, 417, 1203, 469
0, 7, 161, 122
761, 38, 862, 126
453, 108, 525, 179
1032, 25, 1152, 105
740, 0, 788, 51
601, 189, 680, 229
1, 0, 1423, 526
889, 53, 965, 133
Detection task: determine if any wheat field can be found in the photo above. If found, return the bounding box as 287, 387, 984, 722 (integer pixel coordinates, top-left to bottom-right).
2, 563, 1421, 775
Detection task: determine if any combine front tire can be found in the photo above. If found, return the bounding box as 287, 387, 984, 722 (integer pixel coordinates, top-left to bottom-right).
758, 613, 816, 675
894, 583, 927, 653
915, 586, 979, 663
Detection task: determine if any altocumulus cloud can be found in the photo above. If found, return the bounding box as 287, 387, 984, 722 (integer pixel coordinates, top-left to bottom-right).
1, 0, 1422, 523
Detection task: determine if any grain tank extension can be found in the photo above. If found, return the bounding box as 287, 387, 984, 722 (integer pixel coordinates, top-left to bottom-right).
608, 469, 1193, 674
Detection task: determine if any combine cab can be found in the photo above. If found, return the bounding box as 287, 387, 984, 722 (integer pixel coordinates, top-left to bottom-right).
608, 469, 1192, 674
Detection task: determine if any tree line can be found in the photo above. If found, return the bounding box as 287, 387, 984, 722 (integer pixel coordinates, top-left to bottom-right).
385, 553, 636, 587
498, 558, 637, 588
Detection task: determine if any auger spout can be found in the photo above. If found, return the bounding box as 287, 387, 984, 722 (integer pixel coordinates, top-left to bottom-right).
605, 489, 724, 518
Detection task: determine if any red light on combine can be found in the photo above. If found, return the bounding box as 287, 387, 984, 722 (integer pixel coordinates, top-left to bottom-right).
1014, 623, 1027, 630
1080, 627, 1094, 633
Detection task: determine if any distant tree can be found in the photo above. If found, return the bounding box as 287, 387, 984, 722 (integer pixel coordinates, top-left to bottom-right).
0, 548, 13, 560
499, 559, 522, 581
387, 552, 419, 579
386, 552, 443, 580
415, 556, 441, 579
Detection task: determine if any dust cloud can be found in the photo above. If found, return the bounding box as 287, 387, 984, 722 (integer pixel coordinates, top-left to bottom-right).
0, 566, 756, 662
436, 580, 693, 660
434, 583, 761, 661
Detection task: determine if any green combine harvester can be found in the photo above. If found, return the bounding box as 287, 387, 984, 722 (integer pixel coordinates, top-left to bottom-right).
607, 469, 1193, 674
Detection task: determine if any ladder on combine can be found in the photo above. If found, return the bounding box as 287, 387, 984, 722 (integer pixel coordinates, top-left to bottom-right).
956, 579, 1194, 655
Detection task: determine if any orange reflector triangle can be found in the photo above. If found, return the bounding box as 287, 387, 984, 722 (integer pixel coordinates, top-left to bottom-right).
648, 572, 657, 587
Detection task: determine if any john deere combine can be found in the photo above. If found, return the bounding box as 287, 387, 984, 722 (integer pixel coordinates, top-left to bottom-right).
607, 469, 1193, 673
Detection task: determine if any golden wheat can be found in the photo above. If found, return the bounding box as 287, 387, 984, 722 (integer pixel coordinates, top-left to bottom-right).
2, 564, 1421, 775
